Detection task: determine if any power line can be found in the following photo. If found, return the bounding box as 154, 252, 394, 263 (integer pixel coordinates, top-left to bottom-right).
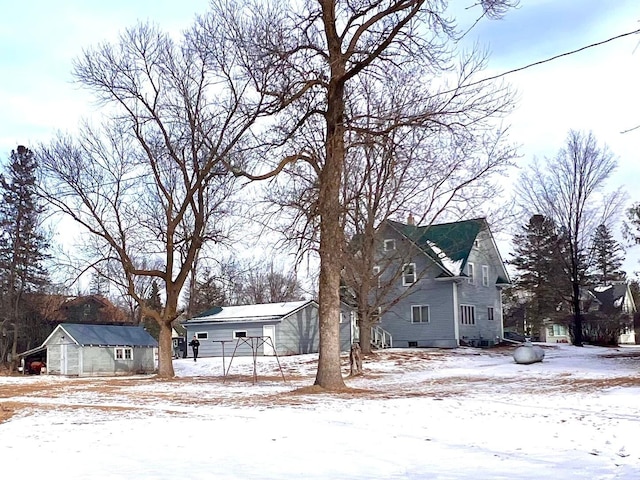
466, 27, 640, 88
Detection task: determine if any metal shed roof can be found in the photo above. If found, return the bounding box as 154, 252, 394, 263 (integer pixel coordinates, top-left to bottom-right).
187, 300, 315, 323
47, 323, 158, 347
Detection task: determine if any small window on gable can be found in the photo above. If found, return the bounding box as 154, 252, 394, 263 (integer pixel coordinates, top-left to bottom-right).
372, 266, 381, 288
402, 263, 416, 286
233, 330, 247, 339
467, 263, 475, 285
196, 332, 208, 340
482, 265, 489, 287
473, 239, 480, 248
384, 239, 396, 251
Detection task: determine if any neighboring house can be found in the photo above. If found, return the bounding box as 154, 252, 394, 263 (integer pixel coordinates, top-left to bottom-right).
374, 217, 510, 348
182, 300, 355, 357
51, 294, 132, 325
541, 283, 637, 344
18, 323, 157, 376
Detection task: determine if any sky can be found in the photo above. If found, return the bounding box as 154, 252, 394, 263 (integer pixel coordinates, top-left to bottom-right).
1, 343, 640, 479
1, 0, 639, 272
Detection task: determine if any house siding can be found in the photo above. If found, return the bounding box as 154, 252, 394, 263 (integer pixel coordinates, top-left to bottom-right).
44, 327, 155, 376
457, 231, 503, 346
381, 255, 458, 348
278, 305, 319, 354
184, 303, 353, 357
375, 220, 507, 349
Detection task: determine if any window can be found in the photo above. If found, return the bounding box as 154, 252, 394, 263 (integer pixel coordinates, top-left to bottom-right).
487, 306, 495, 321
473, 239, 480, 248
339, 312, 345, 324
233, 330, 247, 339
460, 305, 475, 325
408, 341, 418, 348
551, 324, 568, 336
372, 266, 381, 288
384, 239, 396, 251
402, 263, 416, 286
196, 332, 208, 340
411, 305, 430, 323
371, 306, 381, 323
482, 265, 489, 287
114, 347, 133, 360
467, 262, 475, 284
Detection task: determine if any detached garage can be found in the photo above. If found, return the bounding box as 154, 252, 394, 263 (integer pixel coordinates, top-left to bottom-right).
21, 323, 158, 376
183, 300, 356, 357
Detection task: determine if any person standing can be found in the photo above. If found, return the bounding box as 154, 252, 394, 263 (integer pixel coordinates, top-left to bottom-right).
189, 335, 200, 362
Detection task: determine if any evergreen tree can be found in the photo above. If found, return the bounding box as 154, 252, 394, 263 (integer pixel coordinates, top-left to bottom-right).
0, 146, 49, 365
590, 224, 625, 285
510, 215, 569, 337
143, 281, 163, 340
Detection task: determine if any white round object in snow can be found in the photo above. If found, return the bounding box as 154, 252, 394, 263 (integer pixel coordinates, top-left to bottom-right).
513, 343, 545, 364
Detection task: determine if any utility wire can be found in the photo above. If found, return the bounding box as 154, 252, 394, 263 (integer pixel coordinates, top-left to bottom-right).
465, 27, 640, 89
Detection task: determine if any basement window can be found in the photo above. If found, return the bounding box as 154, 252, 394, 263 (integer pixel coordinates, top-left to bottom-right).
408, 341, 418, 348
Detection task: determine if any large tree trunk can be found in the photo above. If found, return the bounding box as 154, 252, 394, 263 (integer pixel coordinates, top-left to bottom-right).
157, 321, 175, 377
314, 28, 347, 388
359, 310, 373, 355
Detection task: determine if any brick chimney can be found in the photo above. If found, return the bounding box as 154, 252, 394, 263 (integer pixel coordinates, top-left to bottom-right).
407, 213, 415, 225
17, 145, 26, 155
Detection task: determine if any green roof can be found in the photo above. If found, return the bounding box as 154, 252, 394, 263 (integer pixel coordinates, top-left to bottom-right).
388, 218, 485, 274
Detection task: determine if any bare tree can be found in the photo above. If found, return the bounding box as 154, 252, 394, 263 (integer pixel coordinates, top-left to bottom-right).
517, 130, 625, 346
204, 0, 517, 388
38, 22, 276, 377
340, 72, 515, 353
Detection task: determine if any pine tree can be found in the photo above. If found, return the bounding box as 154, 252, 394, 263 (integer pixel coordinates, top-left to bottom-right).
143, 281, 163, 340
0, 146, 49, 365
590, 224, 625, 285
510, 215, 569, 337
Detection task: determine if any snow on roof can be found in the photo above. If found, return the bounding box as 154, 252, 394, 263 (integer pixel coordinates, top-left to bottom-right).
426, 240, 463, 276
594, 285, 613, 293
188, 300, 313, 323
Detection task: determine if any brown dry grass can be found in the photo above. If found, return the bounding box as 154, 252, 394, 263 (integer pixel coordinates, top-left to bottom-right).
2, 346, 639, 423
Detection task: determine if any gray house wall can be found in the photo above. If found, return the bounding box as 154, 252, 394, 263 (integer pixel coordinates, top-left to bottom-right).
187, 322, 278, 357
278, 305, 319, 355
381, 253, 458, 348
457, 231, 504, 346
377, 223, 506, 348
185, 303, 354, 357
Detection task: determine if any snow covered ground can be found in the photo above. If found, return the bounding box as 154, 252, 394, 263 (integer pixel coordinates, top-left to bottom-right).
1, 343, 639, 479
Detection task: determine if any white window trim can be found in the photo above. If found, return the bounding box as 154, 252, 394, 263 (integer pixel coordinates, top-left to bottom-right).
339, 312, 345, 324
487, 306, 495, 321
196, 332, 208, 340
402, 263, 416, 286
460, 304, 476, 325
467, 262, 475, 285
373, 265, 381, 288
114, 347, 133, 360
233, 330, 248, 339
482, 265, 489, 287
411, 305, 430, 323
384, 239, 396, 251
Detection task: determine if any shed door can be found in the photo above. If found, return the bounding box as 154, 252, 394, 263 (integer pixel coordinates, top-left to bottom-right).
60, 344, 68, 375
263, 325, 275, 356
